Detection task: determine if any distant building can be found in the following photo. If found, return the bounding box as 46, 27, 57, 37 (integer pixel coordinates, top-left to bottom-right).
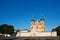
30, 17, 44, 32
16, 17, 57, 37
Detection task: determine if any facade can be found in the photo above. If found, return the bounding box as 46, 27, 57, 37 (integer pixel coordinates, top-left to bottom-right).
30, 17, 44, 32
16, 17, 57, 37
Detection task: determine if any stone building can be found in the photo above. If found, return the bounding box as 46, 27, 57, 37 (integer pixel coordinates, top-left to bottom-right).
30, 17, 44, 32
16, 17, 57, 37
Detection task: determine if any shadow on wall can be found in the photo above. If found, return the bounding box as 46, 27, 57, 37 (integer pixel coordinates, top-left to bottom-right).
10, 32, 17, 36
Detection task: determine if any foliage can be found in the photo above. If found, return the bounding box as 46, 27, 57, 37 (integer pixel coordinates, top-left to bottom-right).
0, 24, 14, 34
55, 26, 60, 36
52, 26, 60, 36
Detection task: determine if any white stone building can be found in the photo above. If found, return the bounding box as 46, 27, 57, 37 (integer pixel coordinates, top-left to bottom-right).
16, 17, 57, 37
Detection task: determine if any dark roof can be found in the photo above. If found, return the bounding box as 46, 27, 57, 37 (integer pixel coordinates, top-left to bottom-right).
40, 18, 44, 21
31, 17, 35, 21
31, 19, 35, 21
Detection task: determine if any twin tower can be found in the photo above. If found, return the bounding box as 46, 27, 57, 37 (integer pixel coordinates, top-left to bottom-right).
30, 17, 44, 32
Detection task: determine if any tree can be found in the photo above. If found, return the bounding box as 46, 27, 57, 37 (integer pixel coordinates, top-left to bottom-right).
52, 26, 60, 36
55, 26, 60, 36
0, 24, 14, 34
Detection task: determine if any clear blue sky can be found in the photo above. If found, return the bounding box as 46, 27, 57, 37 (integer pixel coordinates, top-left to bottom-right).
0, 0, 60, 31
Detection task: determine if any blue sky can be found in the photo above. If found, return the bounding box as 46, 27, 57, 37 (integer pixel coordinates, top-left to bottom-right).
0, 0, 60, 31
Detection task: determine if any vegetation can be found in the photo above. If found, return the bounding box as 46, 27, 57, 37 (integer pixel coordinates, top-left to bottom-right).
0, 24, 14, 34
52, 26, 60, 36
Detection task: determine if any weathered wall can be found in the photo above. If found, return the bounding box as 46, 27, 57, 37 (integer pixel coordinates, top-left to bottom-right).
16, 31, 57, 37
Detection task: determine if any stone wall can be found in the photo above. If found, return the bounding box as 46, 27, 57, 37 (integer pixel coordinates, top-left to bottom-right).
16, 31, 57, 37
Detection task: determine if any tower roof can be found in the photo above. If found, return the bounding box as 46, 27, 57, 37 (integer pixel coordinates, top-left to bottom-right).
31, 17, 35, 21
40, 18, 44, 21
40, 16, 44, 21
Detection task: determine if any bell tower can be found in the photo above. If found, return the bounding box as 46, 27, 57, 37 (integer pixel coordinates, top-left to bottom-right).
30, 17, 36, 32
31, 17, 35, 26
39, 17, 44, 32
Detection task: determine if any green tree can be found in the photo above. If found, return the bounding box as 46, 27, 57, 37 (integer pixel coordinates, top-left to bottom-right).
0, 24, 14, 34
55, 26, 60, 36
52, 26, 60, 36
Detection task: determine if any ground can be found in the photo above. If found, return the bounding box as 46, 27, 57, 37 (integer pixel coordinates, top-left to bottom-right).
0, 37, 60, 40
